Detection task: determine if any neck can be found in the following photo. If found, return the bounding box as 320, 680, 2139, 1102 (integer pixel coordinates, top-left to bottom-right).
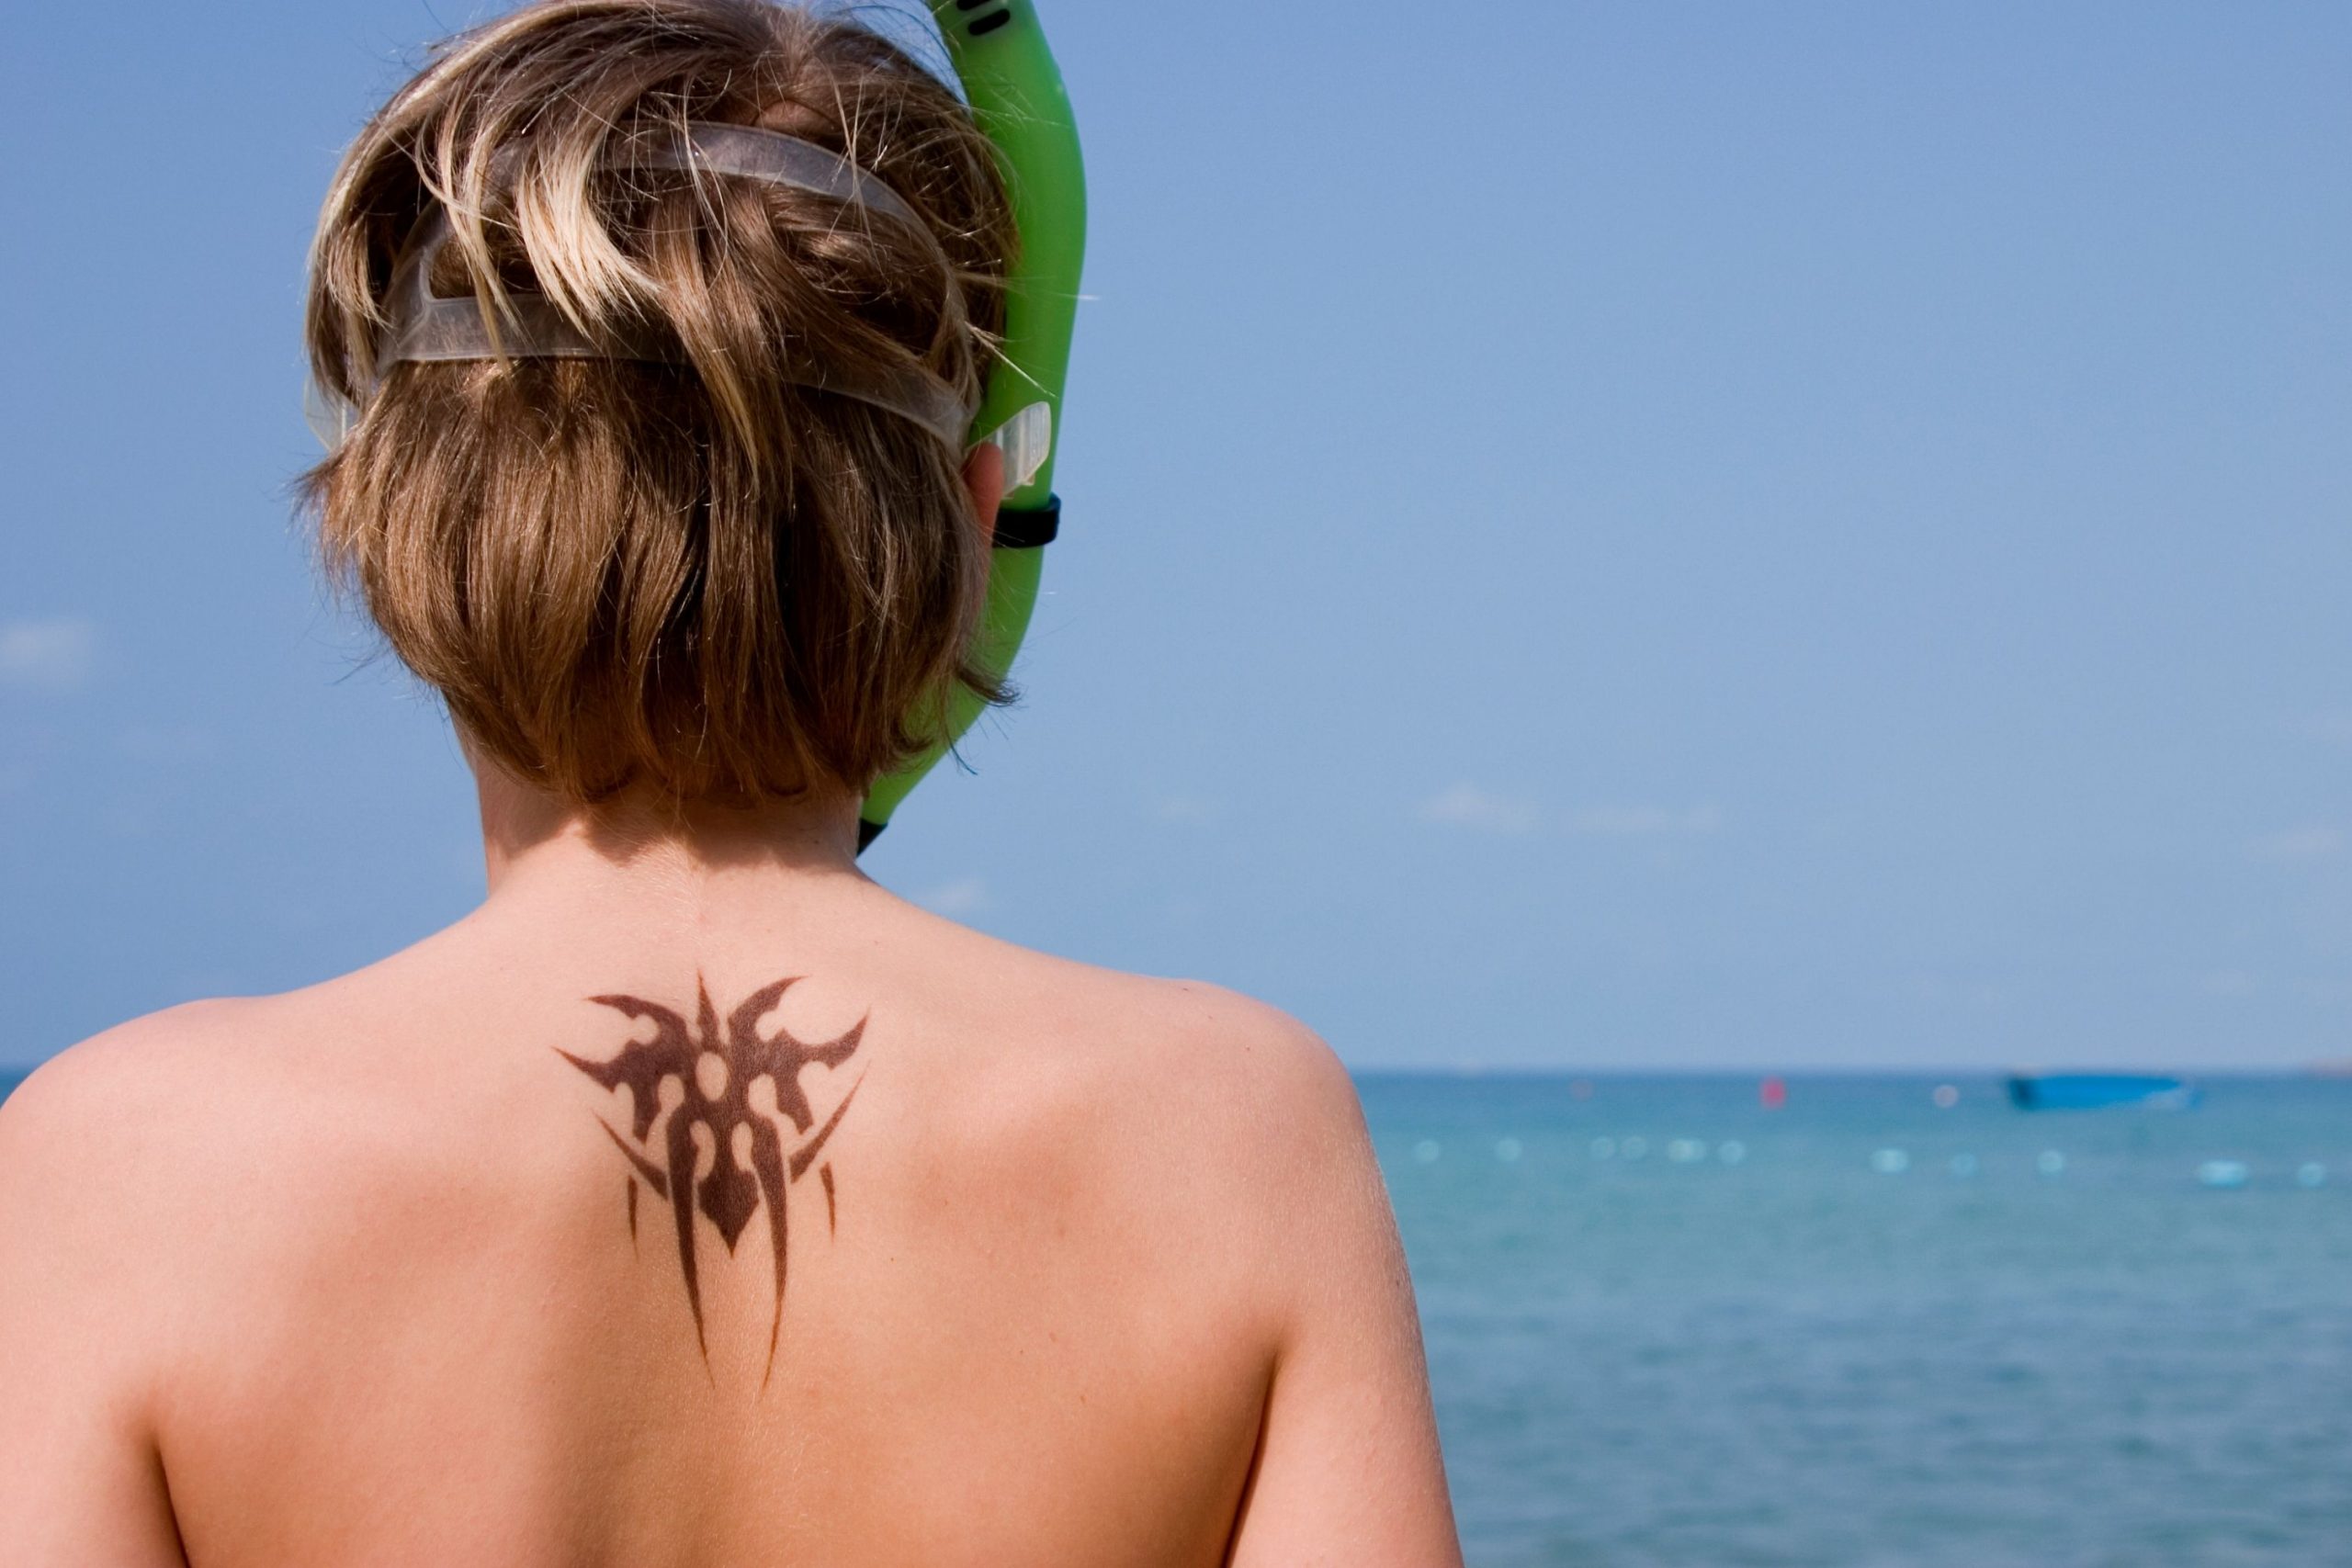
473, 763, 868, 914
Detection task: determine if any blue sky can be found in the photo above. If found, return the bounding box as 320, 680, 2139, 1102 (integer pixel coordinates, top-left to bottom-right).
3, 1, 2347, 1069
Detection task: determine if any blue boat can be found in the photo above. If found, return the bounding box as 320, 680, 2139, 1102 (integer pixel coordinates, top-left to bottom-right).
2007, 1073, 2199, 1111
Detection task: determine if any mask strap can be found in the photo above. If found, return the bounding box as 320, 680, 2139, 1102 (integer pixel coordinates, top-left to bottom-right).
356, 123, 978, 450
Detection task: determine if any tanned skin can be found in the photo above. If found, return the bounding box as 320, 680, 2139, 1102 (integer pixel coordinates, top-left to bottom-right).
0, 448, 1464, 1568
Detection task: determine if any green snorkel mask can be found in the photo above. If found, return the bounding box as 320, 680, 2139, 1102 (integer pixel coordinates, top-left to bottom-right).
861, 0, 1086, 851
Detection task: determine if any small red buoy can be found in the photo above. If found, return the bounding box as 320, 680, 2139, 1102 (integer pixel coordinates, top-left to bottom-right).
1759, 1076, 1788, 1110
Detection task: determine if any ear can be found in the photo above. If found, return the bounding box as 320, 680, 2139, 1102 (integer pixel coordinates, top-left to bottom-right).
961, 441, 1006, 549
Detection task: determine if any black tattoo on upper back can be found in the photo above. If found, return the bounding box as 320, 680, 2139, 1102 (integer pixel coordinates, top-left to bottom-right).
559, 976, 865, 1382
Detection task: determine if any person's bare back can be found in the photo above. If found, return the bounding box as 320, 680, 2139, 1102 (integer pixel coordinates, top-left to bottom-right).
0, 830, 1459, 1565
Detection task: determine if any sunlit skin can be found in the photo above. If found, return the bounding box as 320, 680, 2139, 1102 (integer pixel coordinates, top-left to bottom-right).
0, 445, 1464, 1567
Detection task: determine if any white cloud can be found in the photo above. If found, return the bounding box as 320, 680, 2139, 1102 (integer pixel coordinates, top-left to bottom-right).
2250, 826, 2345, 862
102, 796, 162, 840
1151, 795, 1217, 823
1571, 804, 1723, 837
0, 617, 96, 690
2198, 969, 2259, 998
1420, 783, 1538, 834
2299, 710, 2352, 747
116, 725, 218, 762
914, 876, 988, 916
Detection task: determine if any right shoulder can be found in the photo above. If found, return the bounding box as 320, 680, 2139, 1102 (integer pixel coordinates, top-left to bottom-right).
1114, 976, 1371, 1185
943, 952, 1383, 1300
909, 923, 1369, 1190
1070, 981, 1456, 1565
902, 908, 1364, 1156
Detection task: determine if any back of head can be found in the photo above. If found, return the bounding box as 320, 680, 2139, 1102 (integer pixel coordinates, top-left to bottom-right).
302, 0, 1015, 809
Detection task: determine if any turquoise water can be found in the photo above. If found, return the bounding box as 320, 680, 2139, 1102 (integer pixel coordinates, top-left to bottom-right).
4, 1067, 2344, 1562
1363, 1074, 2352, 1567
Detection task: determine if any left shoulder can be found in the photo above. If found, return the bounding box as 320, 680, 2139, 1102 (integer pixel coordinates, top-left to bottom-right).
2, 995, 272, 1154
0, 997, 287, 1301
0, 999, 259, 1567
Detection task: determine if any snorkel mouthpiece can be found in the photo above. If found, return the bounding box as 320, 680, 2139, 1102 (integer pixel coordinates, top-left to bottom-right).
858, 0, 1087, 850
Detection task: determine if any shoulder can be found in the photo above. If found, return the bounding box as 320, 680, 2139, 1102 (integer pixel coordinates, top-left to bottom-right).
926, 945, 1380, 1264
2, 995, 266, 1183
0, 996, 317, 1298
898, 906, 1362, 1135
1116, 977, 1369, 1165
1098, 979, 1401, 1294
1, 989, 316, 1129
0, 997, 263, 1169
0, 1004, 254, 1568
0, 999, 288, 1386
837, 902, 1395, 1293
906, 924, 1367, 1168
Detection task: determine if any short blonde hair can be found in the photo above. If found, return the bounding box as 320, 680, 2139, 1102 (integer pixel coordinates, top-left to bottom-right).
301, 0, 1014, 807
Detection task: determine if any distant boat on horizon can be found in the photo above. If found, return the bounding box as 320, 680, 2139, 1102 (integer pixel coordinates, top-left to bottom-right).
2007, 1073, 2199, 1111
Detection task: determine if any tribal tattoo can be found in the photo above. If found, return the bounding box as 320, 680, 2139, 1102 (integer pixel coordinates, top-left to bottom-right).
559, 976, 866, 1382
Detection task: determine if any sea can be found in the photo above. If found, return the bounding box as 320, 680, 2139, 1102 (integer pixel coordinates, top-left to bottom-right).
3, 1067, 2344, 1565
1362, 1073, 2352, 1568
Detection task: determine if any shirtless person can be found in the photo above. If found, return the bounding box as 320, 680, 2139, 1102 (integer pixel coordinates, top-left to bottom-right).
0, 2, 1462, 1562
